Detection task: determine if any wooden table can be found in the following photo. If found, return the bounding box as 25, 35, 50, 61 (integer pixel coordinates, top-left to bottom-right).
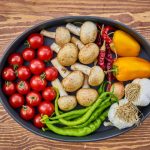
0, 0, 150, 149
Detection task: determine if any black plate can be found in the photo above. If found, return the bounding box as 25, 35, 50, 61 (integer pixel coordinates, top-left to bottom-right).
0, 16, 150, 142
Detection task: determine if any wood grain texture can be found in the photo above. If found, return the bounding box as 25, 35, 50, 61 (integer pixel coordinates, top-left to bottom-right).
0, 0, 150, 149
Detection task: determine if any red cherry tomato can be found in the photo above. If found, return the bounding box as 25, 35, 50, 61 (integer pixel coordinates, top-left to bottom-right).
26, 91, 41, 107
29, 59, 45, 75
16, 81, 30, 95
8, 53, 23, 69
37, 46, 53, 61
33, 114, 44, 128
20, 105, 35, 120
38, 101, 54, 116
27, 33, 44, 49
2, 67, 16, 81
45, 67, 58, 81
30, 75, 47, 91
42, 87, 56, 102
9, 93, 24, 108
22, 48, 35, 61
3, 81, 16, 96
17, 66, 31, 80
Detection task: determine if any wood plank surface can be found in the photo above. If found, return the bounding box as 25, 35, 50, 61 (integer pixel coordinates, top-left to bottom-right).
0, 0, 150, 149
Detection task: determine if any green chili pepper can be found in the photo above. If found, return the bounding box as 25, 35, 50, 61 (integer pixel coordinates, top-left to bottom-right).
43, 110, 108, 137
50, 114, 83, 124
98, 81, 107, 95
65, 96, 117, 129
71, 98, 112, 128
50, 106, 90, 120
55, 90, 112, 126
98, 82, 104, 95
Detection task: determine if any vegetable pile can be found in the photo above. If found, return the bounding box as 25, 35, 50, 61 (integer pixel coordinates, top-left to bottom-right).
2, 20, 150, 137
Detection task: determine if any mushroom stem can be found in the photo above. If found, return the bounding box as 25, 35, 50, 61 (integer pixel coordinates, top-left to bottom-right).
71, 37, 84, 50
66, 23, 80, 36
50, 42, 61, 53
71, 63, 91, 75
52, 79, 77, 111
51, 79, 68, 97
40, 29, 56, 38
71, 63, 105, 86
51, 58, 70, 78
82, 75, 90, 88
94, 59, 98, 66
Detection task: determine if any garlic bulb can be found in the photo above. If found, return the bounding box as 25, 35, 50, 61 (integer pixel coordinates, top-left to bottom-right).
125, 78, 150, 106
108, 99, 139, 129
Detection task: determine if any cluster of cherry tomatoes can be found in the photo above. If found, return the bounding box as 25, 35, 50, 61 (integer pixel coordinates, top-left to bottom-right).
2, 33, 58, 128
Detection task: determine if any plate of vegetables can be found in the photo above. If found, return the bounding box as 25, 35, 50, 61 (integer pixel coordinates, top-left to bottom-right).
0, 16, 150, 142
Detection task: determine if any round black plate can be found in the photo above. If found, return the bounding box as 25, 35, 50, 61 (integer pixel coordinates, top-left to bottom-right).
0, 16, 150, 142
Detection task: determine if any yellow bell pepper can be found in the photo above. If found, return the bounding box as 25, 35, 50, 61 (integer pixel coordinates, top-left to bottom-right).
113, 57, 150, 81
111, 30, 140, 57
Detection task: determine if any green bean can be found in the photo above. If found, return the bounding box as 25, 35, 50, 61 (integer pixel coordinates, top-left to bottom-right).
55, 90, 112, 126
50, 106, 90, 120
44, 110, 108, 137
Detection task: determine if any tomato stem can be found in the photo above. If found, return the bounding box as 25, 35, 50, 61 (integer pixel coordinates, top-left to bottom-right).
5, 81, 11, 86
40, 72, 46, 80
19, 81, 25, 89
13, 65, 18, 70
22, 105, 27, 110
24, 40, 30, 47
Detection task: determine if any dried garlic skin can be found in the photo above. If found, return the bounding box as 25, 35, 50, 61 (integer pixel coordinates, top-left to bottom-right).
108, 99, 139, 129
125, 78, 150, 106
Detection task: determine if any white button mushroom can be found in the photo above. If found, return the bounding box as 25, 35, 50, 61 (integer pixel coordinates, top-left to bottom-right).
66, 21, 98, 44
62, 70, 84, 92
76, 75, 98, 107
51, 58, 84, 92
41, 27, 71, 47
50, 42, 78, 66
71, 37, 99, 64
51, 79, 77, 111
71, 63, 105, 86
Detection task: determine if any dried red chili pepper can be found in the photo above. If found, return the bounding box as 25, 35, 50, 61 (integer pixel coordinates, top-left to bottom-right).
96, 24, 103, 47
101, 26, 114, 44
105, 43, 114, 91
98, 41, 106, 70
97, 24, 115, 90
96, 32, 102, 47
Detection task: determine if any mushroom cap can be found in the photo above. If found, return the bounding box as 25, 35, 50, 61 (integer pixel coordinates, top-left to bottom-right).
57, 43, 78, 66
76, 88, 98, 106
62, 71, 84, 92
80, 21, 98, 44
58, 96, 77, 111
79, 43, 99, 64
89, 66, 105, 86
55, 27, 71, 46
